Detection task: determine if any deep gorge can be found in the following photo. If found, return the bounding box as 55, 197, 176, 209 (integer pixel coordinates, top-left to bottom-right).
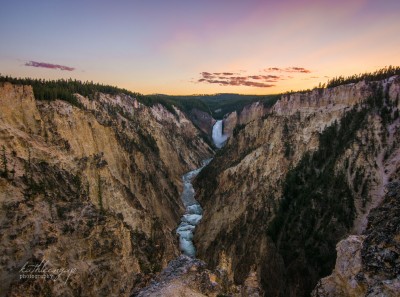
1, 73, 400, 297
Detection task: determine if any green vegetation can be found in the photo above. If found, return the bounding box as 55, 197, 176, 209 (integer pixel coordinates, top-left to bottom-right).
281, 66, 400, 97
195, 71, 399, 297
131, 222, 165, 274
232, 123, 246, 137
23, 148, 33, 199
0, 74, 279, 119
0, 74, 194, 114
114, 126, 160, 159
97, 174, 104, 213
156, 93, 280, 119
266, 108, 367, 295
137, 129, 159, 155
147, 94, 210, 116
327, 66, 400, 88
1, 67, 397, 122
1, 146, 8, 178
266, 83, 397, 296
282, 121, 292, 158
22, 150, 51, 199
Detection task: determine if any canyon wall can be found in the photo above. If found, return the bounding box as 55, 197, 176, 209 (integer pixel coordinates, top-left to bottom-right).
194, 77, 400, 296
223, 101, 268, 137
0, 82, 213, 297
188, 108, 216, 137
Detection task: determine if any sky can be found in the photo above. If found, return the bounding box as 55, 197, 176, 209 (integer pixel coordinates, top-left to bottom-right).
1, 0, 400, 95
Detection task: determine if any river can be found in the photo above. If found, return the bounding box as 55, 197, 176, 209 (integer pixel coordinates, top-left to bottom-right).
176, 159, 211, 257
176, 120, 226, 257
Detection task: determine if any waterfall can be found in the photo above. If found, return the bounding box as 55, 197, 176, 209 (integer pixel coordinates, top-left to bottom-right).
212, 120, 228, 148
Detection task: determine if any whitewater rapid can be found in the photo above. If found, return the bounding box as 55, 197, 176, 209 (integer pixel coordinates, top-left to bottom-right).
176, 120, 225, 257
176, 159, 211, 257
212, 120, 228, 148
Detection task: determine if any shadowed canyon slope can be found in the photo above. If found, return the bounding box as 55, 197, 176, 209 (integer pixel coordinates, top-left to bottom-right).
0, 82, 213, 296
194, 77, 400, 296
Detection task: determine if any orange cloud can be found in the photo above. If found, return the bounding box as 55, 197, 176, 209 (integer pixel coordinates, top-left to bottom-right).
265, 67, 311, 73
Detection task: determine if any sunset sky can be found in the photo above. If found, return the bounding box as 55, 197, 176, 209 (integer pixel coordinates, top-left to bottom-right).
1, 0, 399, 95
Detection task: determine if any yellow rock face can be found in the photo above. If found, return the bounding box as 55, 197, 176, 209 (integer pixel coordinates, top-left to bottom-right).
194, 78, 400, 296
0, 82, 213, 296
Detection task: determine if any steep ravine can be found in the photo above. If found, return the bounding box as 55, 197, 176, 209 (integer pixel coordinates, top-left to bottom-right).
133, 124, 233, 297
194, 77, 400, 296
175, 120, 226, 258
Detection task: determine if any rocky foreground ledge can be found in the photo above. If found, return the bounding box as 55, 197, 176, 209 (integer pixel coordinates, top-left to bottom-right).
133, 255, 262, 297
312, 181, 400, 297
133, 255, 210, 297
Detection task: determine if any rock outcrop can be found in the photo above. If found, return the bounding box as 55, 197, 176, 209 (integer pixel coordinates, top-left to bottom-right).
312, 181, 400, 297
134, 254, 262, 297
187, 108, 216, 137
0, 82, 213, 297
223, 101, 268, 137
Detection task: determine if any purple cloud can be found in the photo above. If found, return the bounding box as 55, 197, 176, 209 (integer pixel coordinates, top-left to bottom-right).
25, 61, 75, 71
265, 67, 311, 73
197, 71, 278, 88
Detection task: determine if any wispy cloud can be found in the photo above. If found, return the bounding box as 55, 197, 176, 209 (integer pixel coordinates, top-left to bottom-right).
25, 61, 75, 71
196, 72, 281, 88
265, 67, 311, 73
195, 66, 312, 88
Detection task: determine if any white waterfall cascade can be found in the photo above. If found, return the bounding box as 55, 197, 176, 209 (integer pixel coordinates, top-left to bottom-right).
212, 120, 228, 148
176, 159, 211, 258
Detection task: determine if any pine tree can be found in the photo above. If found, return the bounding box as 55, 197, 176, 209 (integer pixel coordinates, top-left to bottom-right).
97, 174, 104, 213
1, 146, 8, 178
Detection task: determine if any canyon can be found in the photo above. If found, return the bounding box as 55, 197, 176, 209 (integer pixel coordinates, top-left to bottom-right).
0, 74, 399, 297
